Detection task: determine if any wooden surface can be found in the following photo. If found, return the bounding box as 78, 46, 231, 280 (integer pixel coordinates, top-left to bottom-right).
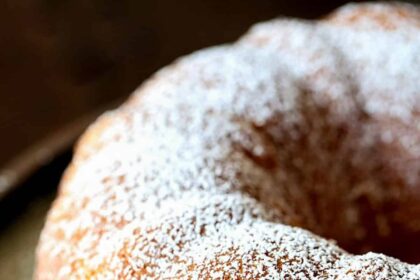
0, 0, 359, 168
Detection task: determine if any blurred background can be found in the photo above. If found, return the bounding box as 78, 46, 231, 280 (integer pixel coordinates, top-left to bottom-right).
0, 0, 419, 278
0, 0, 364, 169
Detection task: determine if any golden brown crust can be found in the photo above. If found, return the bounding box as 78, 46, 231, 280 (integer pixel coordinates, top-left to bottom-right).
36, 2, 420, 279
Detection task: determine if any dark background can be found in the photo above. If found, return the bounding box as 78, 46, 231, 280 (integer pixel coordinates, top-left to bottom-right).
0, 0, 418, 167
0, 2, 419, 277
0, 0, 356, 167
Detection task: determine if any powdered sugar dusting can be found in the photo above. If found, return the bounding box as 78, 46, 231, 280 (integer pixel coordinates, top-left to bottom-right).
36, 3, 420, 279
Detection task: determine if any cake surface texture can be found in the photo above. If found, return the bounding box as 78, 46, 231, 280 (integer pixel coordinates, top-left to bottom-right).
36, 2, 420, 279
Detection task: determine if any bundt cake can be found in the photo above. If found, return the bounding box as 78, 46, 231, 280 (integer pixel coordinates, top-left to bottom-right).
36, 2, 420, 279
